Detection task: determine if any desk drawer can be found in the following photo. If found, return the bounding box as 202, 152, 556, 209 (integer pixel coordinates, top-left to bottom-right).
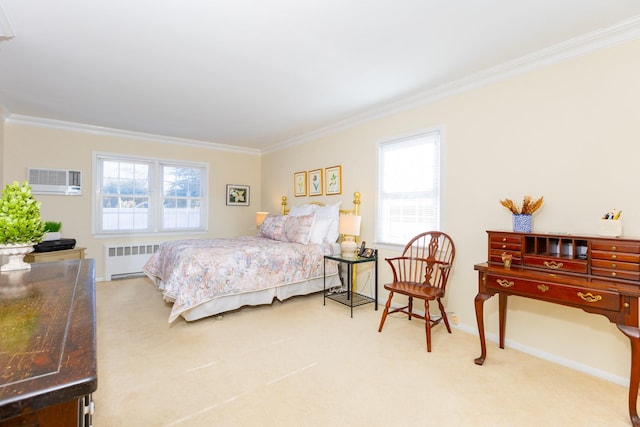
592, 241, 640, 253
523, 255, 587, 274
591, 250, 640, 263
591, 268, 640, 281
486, 275, 620, 311
490, 240, 522, 251
592, 259, 640, 272
489, 250, 521, 266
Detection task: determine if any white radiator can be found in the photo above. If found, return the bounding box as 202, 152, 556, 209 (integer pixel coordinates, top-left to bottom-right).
103, 243, 160, 281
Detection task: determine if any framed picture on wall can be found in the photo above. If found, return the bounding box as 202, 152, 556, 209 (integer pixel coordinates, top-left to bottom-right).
308, 169, 323, 196
294, 171, 307, 197
325, 165, 342, 195
226, 184, 250, 206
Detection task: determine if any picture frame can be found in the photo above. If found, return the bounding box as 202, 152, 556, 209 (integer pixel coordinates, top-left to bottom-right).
294, 171, 307, 197
226, 184, 250, 206
325, 165, 342, 195
308, 169, 323, 196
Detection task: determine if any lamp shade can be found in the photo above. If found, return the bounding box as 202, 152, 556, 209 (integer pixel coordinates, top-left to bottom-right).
338, 214, 361, 237
256, 212, 269, 227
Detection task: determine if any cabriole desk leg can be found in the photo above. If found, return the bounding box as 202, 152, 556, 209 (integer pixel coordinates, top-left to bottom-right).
617, 324, 640, 427
474, 291, 492, 365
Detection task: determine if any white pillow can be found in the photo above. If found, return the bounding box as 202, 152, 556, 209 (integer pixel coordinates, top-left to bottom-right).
288, 204, 317, 216
314, 202, 342, 243
309, 218, 331, 244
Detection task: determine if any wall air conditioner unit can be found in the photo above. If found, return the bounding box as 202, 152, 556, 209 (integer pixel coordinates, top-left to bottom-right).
27, 168, 82, 195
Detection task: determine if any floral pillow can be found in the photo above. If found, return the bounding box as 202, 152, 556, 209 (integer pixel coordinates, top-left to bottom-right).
284, 213, 316, 244
258, 214, 288, 241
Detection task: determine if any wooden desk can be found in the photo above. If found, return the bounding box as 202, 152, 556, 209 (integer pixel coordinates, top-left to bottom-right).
0, 259, 97, 426
475, 231, 640, 427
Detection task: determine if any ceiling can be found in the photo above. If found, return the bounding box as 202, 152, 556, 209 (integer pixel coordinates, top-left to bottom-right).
1, 1, 640, 153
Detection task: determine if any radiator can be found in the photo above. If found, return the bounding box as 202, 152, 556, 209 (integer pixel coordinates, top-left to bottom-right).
103, 243, 160, 281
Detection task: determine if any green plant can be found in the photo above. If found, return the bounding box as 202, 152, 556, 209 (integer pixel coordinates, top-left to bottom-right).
44, 221, 62, 233
0, 181, 45, 245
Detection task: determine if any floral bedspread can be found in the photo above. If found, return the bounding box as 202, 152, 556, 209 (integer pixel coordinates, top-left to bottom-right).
143, 236, 338, 322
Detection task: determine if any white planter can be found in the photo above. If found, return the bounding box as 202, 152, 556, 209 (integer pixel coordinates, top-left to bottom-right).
42, 232, 62, 241
0, 243, 34, 272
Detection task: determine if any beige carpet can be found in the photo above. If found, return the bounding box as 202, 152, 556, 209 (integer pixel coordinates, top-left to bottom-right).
94, 278, 631, 426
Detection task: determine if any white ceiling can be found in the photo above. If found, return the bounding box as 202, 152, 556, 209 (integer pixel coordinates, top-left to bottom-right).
1, 1, 640, 153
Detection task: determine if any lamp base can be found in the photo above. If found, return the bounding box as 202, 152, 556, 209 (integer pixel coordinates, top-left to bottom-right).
341, 240, 357, 258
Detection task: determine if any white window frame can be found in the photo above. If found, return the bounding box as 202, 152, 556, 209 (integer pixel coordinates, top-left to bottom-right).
92, 152, 208, 236
376, 128, 442, 246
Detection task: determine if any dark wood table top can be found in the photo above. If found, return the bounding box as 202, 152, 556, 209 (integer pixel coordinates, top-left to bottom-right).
0, 259, 97, 421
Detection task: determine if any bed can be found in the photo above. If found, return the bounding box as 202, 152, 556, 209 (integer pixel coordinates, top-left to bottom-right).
144, 193, 361, 322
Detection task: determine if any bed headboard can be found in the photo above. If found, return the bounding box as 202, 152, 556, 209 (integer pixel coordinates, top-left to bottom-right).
281, 192, 361, 215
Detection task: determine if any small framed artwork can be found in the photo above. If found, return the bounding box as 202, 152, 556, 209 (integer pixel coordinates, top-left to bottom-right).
308, 169, 323, 196
226, 184, 250, 206
294, 171, 307, 197
325, 165, 342, 195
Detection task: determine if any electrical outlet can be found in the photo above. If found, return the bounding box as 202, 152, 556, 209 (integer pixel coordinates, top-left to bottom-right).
450, 312, 459, 325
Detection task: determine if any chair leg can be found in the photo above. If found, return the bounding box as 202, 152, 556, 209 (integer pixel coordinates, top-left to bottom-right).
424, 299, 432, 352
437, 298, 452, 333
378, 291, 394, 332
408, 296, 413, 320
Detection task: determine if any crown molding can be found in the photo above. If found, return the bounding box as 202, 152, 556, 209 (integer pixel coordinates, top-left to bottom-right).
0, 5, 14, 40
5, 114, 262, 156
264, 15, 640, 154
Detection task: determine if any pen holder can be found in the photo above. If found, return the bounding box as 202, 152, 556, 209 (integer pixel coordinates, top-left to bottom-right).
598, 219, 622, 237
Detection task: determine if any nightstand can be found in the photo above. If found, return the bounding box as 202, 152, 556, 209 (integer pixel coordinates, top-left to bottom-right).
25, 247, 86, 263
323, 252, 378, 317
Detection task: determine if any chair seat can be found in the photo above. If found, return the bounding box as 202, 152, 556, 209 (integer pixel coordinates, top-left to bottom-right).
384, 281, 444, 299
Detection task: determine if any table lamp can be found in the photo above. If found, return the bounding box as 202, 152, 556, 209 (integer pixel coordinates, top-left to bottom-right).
338, 214, 361, 258
256, 212, 269, 228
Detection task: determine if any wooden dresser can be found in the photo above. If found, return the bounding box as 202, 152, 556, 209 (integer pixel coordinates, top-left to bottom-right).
0, 259, 97, 427
475, 230, 640, 427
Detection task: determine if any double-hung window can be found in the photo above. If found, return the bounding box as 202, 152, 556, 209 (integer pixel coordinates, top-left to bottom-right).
93, 153, 207, 235
376, 129, 441, 245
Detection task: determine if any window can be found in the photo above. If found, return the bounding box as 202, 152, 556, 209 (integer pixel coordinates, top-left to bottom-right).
93, 153, 207, 235
376, 129, 441, 245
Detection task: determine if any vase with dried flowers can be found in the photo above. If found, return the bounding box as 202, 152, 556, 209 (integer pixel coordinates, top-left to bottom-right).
500, 195, 544, 233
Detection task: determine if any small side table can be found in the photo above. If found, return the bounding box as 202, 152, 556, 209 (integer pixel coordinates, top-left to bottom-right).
24, 247, 86, 263
323, 252, 378, 317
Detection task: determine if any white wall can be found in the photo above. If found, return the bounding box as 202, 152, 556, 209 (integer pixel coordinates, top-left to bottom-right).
261, 38, 640, 383
2, 121, 262, 279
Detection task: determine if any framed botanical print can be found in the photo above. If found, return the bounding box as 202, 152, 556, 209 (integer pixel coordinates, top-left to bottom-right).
226, 184, 250, 206
294, 171, 307, 197
308, 169, 323, 196
325, 165, 342, 195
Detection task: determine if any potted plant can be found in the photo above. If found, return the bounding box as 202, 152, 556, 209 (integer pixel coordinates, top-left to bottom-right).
0, 181, 45, 271
43, 221, 62, 241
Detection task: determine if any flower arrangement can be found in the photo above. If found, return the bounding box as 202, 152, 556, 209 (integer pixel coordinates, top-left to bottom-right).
500, 195, 544, 215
